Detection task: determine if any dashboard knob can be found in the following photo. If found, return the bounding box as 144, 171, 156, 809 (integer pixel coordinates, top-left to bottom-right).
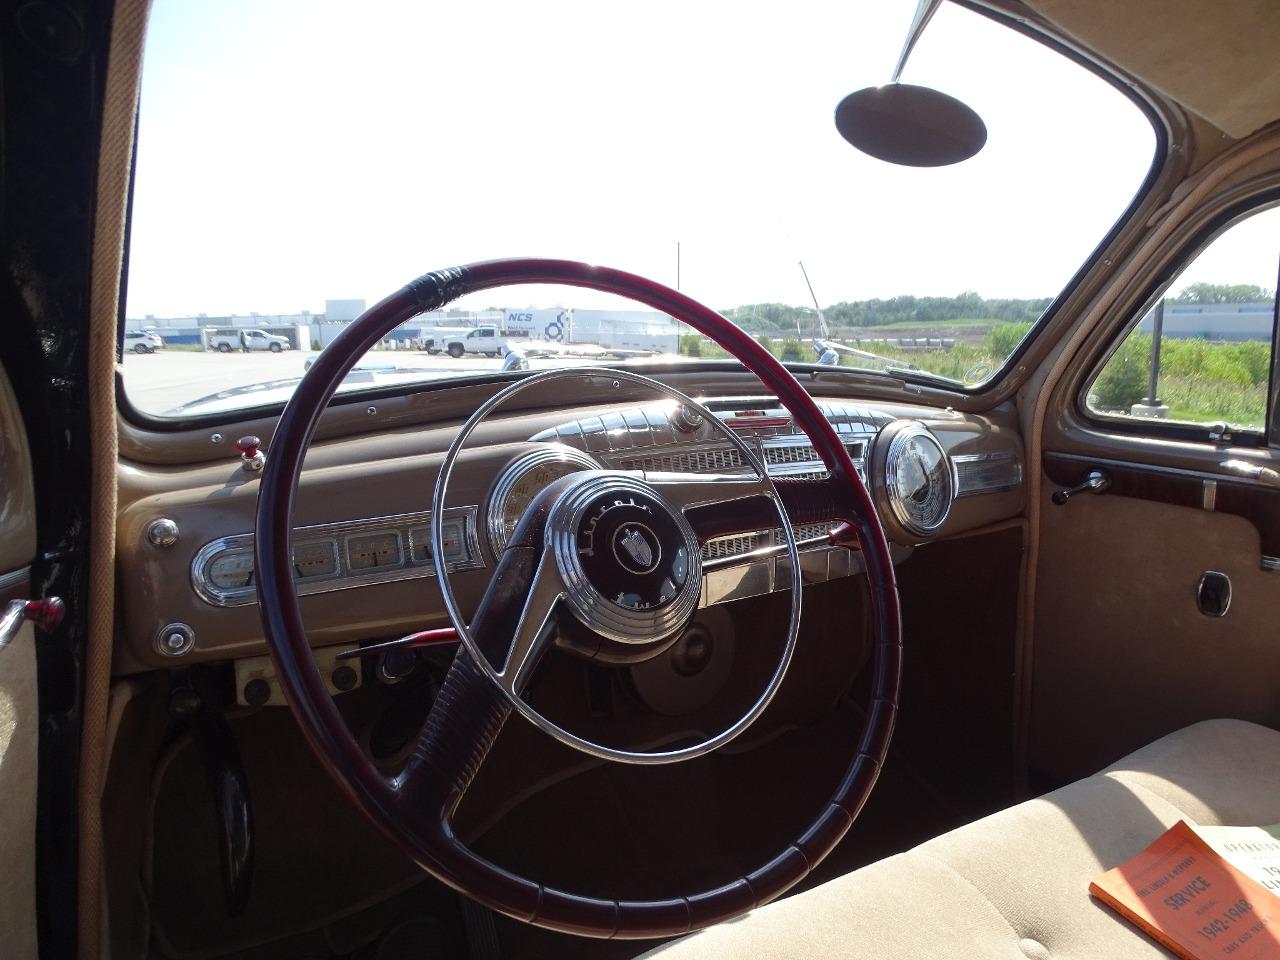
236, 435, 266, 472
147, 518, 180, 547
331, 664, 359, 692
672, 404, 705, 433
156, 622, 195, 658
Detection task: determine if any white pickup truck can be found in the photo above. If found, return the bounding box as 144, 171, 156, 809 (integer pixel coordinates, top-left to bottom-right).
433, 326, 526, 358
416, 326, 471, 355
206, 328, 292, 353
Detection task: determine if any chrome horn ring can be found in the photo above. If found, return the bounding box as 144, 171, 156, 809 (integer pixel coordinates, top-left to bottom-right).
431, 366, 802, 765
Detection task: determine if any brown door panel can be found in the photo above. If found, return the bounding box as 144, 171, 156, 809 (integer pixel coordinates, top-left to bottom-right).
1044, 452, 1280, 565
1030, 459, 1280, 784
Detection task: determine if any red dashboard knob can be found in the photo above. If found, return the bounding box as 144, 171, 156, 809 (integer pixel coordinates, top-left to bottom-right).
235, 436, 261, 457
23, 597, 65, 632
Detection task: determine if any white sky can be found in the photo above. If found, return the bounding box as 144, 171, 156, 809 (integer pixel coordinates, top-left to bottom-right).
127, 0, 1219, 318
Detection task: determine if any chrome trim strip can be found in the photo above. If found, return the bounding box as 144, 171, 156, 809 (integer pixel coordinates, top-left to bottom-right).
702, 534, 831, 573
951, 451, 1023, 497
190, 507, 483, 608
0, 566, 31, 596
1261, 555, 1280, 573
1203, 478, 1218, 512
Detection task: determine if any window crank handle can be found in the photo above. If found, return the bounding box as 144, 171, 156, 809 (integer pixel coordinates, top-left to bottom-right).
1052, 469, 1111, 505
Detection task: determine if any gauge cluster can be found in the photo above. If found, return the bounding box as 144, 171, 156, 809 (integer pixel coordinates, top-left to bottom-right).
191, 507, 482, 607
485, 446, 601, 554
879, 422, 954, 536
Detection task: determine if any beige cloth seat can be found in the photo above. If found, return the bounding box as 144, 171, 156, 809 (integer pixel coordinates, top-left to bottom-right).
646, 719, 1280, 959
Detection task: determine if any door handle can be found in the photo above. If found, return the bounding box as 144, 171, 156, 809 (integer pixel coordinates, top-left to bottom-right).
1052, 469, 1111, 505
0, 597, 64, 651
1220, 459, 1280, 487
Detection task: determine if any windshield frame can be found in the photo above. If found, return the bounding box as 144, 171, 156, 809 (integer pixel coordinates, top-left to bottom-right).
117, 0, 1168, 431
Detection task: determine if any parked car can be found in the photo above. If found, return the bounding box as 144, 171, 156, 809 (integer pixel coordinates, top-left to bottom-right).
123, 330, 164, 354
206, 328, 291, 353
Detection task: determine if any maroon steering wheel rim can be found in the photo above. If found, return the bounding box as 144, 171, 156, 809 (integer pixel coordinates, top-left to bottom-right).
254, 259, 902, 939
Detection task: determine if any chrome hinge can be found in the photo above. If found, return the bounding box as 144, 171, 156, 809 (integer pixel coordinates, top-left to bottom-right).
1208, 422, 1233, 443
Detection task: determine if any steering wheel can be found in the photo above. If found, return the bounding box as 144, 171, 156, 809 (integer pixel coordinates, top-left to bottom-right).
254, 259, 902, 940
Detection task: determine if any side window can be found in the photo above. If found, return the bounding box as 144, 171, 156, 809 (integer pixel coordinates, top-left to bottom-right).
1086, 205, 1279, 433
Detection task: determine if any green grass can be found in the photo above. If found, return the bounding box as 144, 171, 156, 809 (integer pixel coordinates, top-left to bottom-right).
688, 321, 1272, 427
1088, 333, 1271, 427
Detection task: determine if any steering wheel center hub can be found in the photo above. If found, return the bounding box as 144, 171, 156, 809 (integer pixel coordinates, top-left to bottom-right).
550, 474, 702, 644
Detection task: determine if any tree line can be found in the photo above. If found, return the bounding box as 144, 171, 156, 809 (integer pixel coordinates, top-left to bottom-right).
720, 292, 1052, 332
717, 283, 1275, 333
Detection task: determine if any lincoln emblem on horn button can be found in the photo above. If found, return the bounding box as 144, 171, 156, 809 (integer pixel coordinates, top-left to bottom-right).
614, 523, 659, 574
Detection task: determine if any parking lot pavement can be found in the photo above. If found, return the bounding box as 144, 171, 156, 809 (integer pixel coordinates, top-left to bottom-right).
119, 349, 592, 416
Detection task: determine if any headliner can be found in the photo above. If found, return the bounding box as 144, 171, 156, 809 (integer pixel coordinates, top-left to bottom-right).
1022, 0, 1280, 139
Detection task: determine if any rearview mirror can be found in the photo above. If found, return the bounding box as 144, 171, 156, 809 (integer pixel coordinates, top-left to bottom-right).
834, 83, 987, 167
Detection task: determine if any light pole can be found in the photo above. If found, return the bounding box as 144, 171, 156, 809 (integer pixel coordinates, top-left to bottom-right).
1130, 299, 1169, 418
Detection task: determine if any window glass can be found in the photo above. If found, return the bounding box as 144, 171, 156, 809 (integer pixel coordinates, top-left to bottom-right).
1086, 206, 1279, 430
121, 0, 1154, 419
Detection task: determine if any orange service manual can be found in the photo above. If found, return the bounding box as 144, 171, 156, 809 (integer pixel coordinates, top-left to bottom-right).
1090, 820, 1280, 960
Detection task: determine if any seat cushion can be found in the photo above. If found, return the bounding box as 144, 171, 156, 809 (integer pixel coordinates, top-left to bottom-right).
643, 719, 1280, 959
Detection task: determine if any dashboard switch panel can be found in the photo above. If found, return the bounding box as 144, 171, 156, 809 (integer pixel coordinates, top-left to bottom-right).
234, 644, 360, 706
191, 507, 482, 608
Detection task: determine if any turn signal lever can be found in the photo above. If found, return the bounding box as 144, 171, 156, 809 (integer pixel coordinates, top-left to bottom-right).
1052, 469, 1111, 506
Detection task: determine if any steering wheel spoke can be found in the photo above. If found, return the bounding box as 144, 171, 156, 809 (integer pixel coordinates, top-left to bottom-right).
495, 545, 563, 697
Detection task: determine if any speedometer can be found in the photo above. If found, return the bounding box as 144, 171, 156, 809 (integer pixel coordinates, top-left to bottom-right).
879, 422, 953, 537
486, 446, 600, 554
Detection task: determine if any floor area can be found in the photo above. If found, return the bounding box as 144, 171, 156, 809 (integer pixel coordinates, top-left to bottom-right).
138, 530, 1023, 959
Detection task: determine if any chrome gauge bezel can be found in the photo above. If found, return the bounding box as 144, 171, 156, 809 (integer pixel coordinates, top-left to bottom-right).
485, 445, 602, 556
881, 422, 954, 537
191, 507, 482, 607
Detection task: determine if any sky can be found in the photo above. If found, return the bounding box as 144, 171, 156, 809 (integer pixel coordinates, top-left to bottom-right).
126, 0, 1220, 319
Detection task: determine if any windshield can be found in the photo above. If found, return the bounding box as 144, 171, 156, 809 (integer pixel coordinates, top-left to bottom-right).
122, 0, 1155, 418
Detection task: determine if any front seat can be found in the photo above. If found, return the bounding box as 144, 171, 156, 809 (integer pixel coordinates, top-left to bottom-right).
645, 719, 1280, 959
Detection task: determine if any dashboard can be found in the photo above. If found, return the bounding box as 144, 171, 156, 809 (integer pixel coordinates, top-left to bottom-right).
114, 390, 1025, 684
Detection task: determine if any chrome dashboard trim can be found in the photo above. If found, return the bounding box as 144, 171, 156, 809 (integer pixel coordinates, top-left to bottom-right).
535, 399, 879, 601
0, 566, 31, 596
951, 450, 1023, 497
485, 445, 602, 555
191, 506, 483, 608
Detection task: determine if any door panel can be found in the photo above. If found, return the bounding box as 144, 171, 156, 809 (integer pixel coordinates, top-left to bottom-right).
0, 362, 37, 956
0, 621, 38, 956
1030, 465, 1280, 783
0, 359, 35, 585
